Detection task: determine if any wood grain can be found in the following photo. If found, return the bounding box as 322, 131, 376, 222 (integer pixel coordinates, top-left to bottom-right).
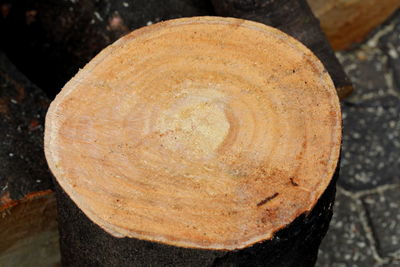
211, 0, 353, 100
308, 0, 400, 50
45, 17, 342, 250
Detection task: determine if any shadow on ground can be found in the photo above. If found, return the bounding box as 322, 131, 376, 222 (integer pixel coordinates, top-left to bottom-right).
317, 10, 400, 267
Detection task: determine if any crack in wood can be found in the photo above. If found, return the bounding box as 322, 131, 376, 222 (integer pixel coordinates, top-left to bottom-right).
257, 193, 279, 207
290, 177, 299, 186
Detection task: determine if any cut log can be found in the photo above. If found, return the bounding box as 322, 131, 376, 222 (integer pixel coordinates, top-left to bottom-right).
0, 51, 59, 266
45, 17, 342, 266
211, 0, 353, 99
308, 0, 400, 50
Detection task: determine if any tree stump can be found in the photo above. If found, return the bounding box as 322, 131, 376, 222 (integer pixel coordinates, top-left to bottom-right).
45, 17, 342, 266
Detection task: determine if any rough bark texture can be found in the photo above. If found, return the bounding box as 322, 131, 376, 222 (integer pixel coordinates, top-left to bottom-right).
0, 0, 214, 98
211, 0, 353, 99
308, 0, 400, 50
0, 51, 58, 265
0, 51, 52, 201
54, 167, 338, 267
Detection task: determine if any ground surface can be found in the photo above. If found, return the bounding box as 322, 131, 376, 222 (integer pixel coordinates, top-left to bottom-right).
317, 10, 400, 267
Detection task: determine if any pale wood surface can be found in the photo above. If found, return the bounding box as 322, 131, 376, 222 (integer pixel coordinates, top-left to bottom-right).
309, 0, 400, 50
45, 17, 341, 250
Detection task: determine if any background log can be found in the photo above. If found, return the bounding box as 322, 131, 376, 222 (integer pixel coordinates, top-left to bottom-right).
0, 51, 58, 266
0, 0, 214, 98
308, 0, 400, 50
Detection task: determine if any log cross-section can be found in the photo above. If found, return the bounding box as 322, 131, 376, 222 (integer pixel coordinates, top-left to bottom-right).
44, 16, 342, 266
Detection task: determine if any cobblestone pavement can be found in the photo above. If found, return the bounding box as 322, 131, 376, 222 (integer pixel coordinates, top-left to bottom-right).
317, 10, 400, 267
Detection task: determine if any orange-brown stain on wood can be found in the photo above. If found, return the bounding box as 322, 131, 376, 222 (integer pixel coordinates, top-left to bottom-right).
0, 189, 54, 212
0, 98, 8, 114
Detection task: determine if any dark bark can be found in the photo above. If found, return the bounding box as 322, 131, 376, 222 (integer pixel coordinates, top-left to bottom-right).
0, 51, 58, 265
211, 0, 353, 98
54, 166, 339, 267
0, 51, 53, 201
0, 0, 214, 98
